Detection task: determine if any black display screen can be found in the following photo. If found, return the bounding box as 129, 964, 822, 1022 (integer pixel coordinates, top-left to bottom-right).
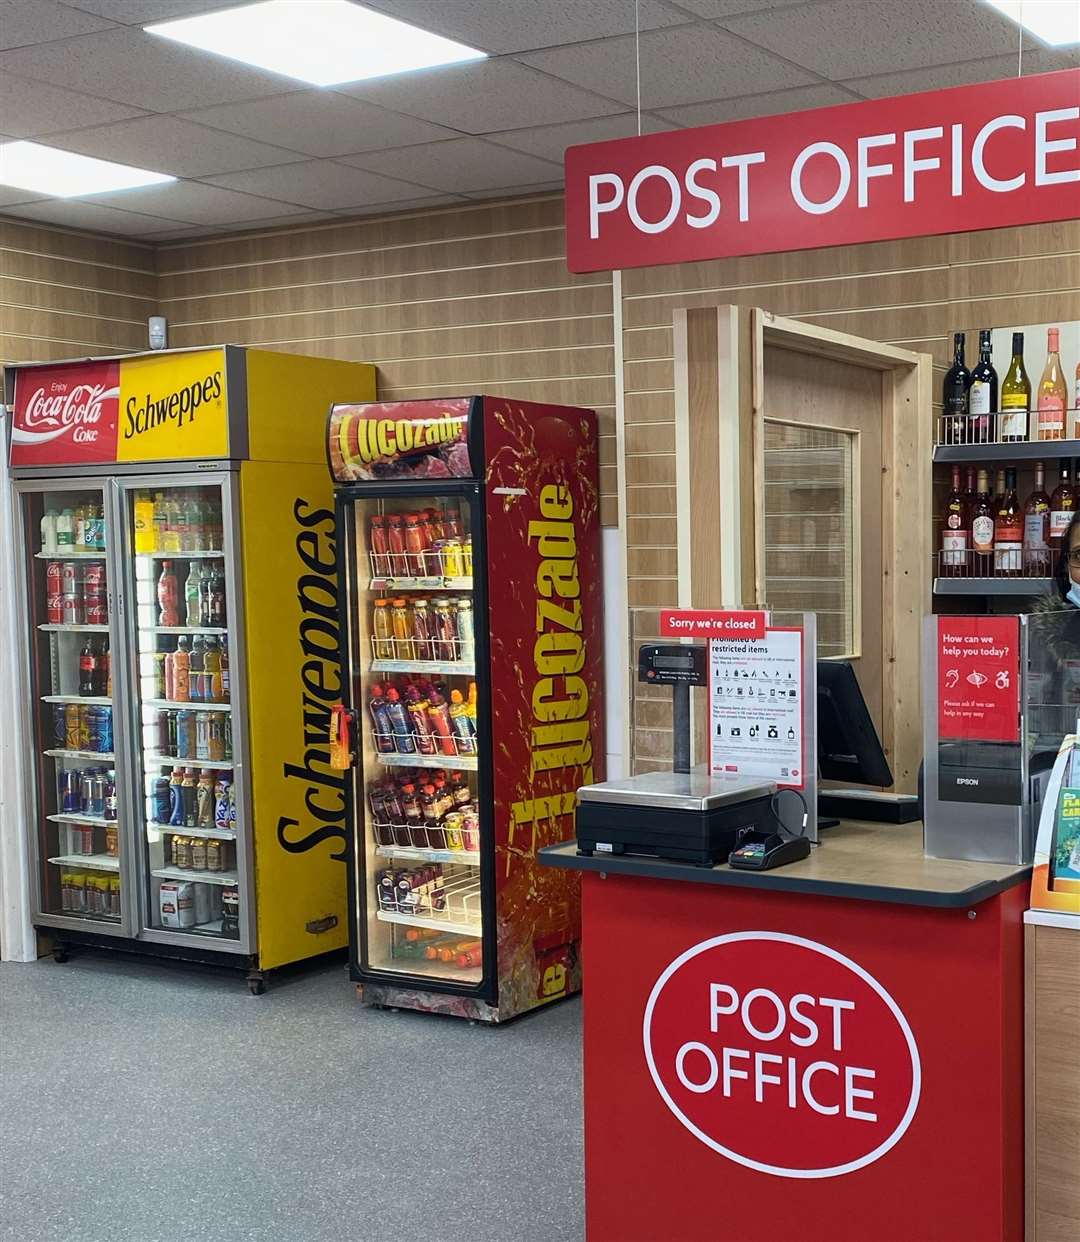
652, 654, 694, 670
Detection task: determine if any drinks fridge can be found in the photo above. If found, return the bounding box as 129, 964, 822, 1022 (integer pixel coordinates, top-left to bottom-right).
328, 396, 603, 1021
6, 346, 375, 990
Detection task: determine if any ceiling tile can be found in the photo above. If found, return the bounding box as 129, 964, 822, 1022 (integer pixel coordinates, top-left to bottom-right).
486, 113, 677, 163
520, 23, 815, 109
359, 0, 688, 54
657, 83, 859, 127
45, 115, 306, 177
0, 0, 115, 51
63, 1, 238, 21
340, 58, 624, 134
844, 47, 1080, 98
341, 137, 561, 193
179, 91, 457, 158
665, 0, 825, 16
0, 73, 147, 136
719, 0, 1042, 80
3, 197, 189, 236
80, 180, 314, 225
204, 160, 432, 210
0, 26, 303, 113
0, 186, 48, 207
335, 194, 472, 220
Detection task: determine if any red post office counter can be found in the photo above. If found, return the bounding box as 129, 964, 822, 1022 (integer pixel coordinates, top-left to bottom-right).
540, 820, 1030, 1242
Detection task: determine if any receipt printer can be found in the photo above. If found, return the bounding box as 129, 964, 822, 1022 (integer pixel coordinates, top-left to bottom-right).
576, 771, 776, 867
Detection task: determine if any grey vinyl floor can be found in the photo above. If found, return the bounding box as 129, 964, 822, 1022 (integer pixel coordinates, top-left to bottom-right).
0, 954, 584, 1242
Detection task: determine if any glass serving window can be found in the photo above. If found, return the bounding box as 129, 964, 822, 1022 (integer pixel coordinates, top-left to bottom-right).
763, 420, 857, 659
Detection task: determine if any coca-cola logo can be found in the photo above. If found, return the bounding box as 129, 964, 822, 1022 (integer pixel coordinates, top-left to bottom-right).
17, 383, 119, 443
11, 362, 120, 466
643, 932, 921, 1179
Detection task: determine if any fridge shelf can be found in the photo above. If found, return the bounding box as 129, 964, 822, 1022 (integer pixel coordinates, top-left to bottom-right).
47, 854, 119, 872
143, 698, 231, 711
377, 910, 479, 937
138, 625, 229, 635
42, 694, 111, 706
135, 551, 224, 560
151, 865, 238, 886
44, 749, 115, 761
34, 550, 105, 559
39, 623, 109, 633
376, 845, 481, 866
147, 754, 234, 770
377, 752, 478, 771
380, 954, 482, 983
149, 822, 236, 841
48, 813, 111, 826
370, 658, 476, 676
368, 575, 473, 593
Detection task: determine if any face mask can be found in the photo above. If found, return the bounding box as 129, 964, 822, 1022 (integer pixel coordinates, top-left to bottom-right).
1067, 583, 1080, 609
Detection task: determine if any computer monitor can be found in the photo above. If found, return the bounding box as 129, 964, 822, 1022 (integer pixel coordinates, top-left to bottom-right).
817, 660, 893, 788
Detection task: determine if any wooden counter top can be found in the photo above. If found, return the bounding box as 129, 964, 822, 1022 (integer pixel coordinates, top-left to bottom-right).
539, 820, 1030, 909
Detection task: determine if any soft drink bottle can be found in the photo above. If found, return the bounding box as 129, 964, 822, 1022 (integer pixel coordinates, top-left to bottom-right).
432, 601, 456, 661
157, 560, 179, 626
405, 686, 437, 755
384, 688, 416, 754
181, 768, 197, 827
411, 599, 434, 661
204, 638, 223, 703
209, 565, 227, 628
403, 514, 426, 577
449, 689, 477, 754
189, 635, 205, 703
450, 770, 472, 809
78, 639, 96, 697
172, 636, 191, 703
372, 600, 394, 659
184, 563, 201, 627
400, 784, 425, 848
168, 769, 185, 826
199, 563, 212, 627
220, 637, 230, 702
389, 598, 415, 660
153, 776, 171, 824
454, 598, 474, 662
94, 637, 109, 697
420, 785, 445, 850
367, 684, 396, 753
385, 514, 407, 577
444, 508, 463, 539
369, 515, 390, 576
426, 691, 457, 757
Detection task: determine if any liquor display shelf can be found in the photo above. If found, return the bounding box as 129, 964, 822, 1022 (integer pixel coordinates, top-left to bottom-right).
138, 625, 229, 636
135, 551, 224, 560
934, 436, 1080, 464
39, 623, 109, 634
376, 845, 481, 867
377, 752, 479, 772
370, 658, 476, 676
142, 698, 231, 712
47, 853, 118, 872
147, 754, 234, 770
34, 550, 105, 559
44, 749, 115, 761
48, 812, 111, 826
933, 577, 1055, 596
42, 694, 111, 706
150, 865, 238, 887
376, 909, 479, 937
148, 821, 236, 841
367, 576, 473, 593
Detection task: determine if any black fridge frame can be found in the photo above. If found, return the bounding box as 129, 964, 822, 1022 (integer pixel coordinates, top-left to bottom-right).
336, 478, 499, 1006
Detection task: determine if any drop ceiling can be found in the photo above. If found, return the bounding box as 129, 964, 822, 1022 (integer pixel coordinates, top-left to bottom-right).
0, 0, 1076, 242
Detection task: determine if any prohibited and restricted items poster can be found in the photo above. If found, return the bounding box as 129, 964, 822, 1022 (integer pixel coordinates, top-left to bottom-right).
709, 627, 804, 788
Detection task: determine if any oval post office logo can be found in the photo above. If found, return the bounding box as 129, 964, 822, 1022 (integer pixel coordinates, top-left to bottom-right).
642, 932, 920, 1179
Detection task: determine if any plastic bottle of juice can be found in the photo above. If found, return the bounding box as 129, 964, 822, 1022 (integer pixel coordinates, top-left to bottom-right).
184, 563, 201, 627
372, 600, 394, 659
157, 560, 179, 626
389, 598, 415, 660
449, 689, 477, 754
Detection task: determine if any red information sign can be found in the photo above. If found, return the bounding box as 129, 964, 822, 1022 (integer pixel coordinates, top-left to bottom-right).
11, 361, 119, 467
937, 615, 1020, 743
660, 609, 765, 639
643, 932, 920, 1179
565, 69, 1080, 273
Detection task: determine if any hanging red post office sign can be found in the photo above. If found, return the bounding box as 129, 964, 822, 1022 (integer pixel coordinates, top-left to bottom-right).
565, 69, 1080, 273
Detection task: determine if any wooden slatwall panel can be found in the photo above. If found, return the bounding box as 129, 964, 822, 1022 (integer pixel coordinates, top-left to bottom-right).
0, 218, 155, 363
156, 194, 619, 524
622, 220, 1080, 609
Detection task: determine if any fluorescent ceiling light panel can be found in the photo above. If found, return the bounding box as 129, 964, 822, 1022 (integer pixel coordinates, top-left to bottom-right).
0, 141, 174, 197
145, 0, 487, 87
981, 0, 1080, 46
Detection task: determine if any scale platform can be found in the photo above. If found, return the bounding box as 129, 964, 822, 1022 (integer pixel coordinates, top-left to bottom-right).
575, 770, 776, 867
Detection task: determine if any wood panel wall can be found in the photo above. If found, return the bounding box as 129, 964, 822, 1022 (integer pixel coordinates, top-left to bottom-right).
155, 195, 619, 524
1, 218, 155, 363
621, 220, 1080, 606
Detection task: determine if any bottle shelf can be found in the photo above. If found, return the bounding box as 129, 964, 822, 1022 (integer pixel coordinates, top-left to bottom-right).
42, 695, 111, 706
138, 625, 229, 635
376, 909, 480, 937
47, 853, 119, 872
150, 865, 238, 887
370, 658, 475, 676
376, 752, 478, 772
933, 577, 1055, 596
148, 821, 236, 841
375, 844, 480, 867
44, 749, 115, 761
39, 624, 109, 633
48, 813, 111, 827
146, 754, 234, 770
367, 576, 473, 593
135, 551, 224, 560
35, 550, 105, 559
934, 437, 1080, 464
142, 698, 231, 712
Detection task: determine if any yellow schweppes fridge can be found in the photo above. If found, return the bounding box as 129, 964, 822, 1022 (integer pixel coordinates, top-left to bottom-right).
4, 346, 375, 991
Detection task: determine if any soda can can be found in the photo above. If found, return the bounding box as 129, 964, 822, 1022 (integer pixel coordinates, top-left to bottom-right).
47, 593, 64, 624
80, 773, 94, 814
61, 561, 80, 593
195, 712, 210, 761
176, 710, 195, 759
51, 703, 67, 748
77, 707, 92, 752
83, 563, 106, 594
46, 561, 62, 596
86, 706, 101, 753
62, 594, 82, 625
440, 539, 463, 578
462, 810, 480, 852
60, 769, 80, 812
84, 594, 108, 625
89, 774, 106, 817
97, 707, 113, 755
64, 704, 82, 751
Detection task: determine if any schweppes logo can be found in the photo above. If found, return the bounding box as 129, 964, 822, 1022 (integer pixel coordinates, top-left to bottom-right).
117, 349, 228, 461
124, 367, 222, 439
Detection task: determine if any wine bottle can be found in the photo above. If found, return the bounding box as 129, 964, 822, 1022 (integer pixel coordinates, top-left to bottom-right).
994, 467, 1006, 510
994, 467, 1022, 577
1023, 461, 1051, 576
1036, 327, 1068, 441
1000, 332, 1031, 442
1050, 461, 1076, 553
942, 331, 970, 444
942, 464, 968, 576
967, 329, 997, 443
971, 468, 995, 577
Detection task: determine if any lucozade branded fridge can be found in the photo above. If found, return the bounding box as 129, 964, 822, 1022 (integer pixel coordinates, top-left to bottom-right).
328, 396, 603, 1021
6, 346, 375, 990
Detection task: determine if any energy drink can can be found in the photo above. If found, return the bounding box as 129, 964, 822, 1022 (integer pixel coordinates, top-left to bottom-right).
97, 707, 113, 754
51, 703, 67, 748
176, 710, 195, 759
440, 539, 464, 578
60, 769, 81, 812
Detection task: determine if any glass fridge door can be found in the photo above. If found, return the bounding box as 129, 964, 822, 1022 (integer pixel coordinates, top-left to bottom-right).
118, 476, 251, 950
348, 492, 486, 987
17, 482, 126, 931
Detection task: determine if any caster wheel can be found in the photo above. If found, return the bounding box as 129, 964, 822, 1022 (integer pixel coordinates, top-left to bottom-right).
246, 976, 266, 996
52, 947, 69, 964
